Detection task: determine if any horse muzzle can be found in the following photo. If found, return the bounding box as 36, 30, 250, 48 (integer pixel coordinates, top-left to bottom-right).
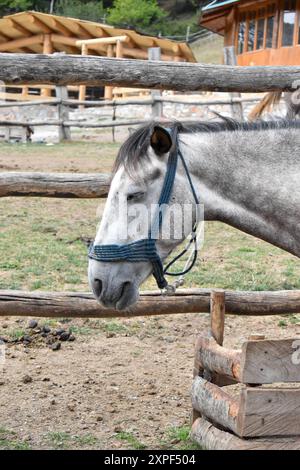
88, 259, 142, 310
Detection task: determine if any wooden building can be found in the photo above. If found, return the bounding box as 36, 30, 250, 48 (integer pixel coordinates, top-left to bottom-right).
0, 11, 195, 101
200, 0, 300, 66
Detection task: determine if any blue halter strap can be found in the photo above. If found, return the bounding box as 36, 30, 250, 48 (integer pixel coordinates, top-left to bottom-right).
88, 125, 199, 290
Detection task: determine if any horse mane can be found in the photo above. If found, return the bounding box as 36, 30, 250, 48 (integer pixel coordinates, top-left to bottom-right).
248, 92, 282, 120
113, 117, 300, 175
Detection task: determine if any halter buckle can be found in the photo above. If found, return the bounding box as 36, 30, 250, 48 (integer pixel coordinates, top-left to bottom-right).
161, 284, 177, 296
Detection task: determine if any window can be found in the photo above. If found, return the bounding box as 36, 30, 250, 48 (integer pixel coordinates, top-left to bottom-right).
236, 2, 277, 54
282, 0, 296, 47
256, 18, 265, 49
248, 18, 256, 51
238, 15, 246, 54
266, 15, 275, 48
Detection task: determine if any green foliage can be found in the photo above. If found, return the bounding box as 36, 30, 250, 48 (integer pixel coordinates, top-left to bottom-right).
0, 0, 32, 16
54, 0, 105, 22
0, 0, 50, 16
0, 0, 200, 38
107, 0, 166, 30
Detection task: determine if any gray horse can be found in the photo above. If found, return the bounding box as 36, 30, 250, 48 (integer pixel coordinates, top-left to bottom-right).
89, 120, 300, 310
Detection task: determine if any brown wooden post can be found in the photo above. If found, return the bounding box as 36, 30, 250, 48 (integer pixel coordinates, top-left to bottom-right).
41, 34, 53, 98
210, 290, 226, 346
148, 47, 163, 118
21, 86, 29, 100
104, 44, 114, 100
79, 43, 88, 105
224, 46, 244, 120
116, 39, 123, 59
223, 8, 243, 120
56, 85, 71, 142
193, 291, 225, 424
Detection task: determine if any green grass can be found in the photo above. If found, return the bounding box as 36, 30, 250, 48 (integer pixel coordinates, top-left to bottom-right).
3, 328, 26, 341
0, 427, 31, 450
46, 431, 98, 449
116, 431, 146, 450
161, 426, 202, 451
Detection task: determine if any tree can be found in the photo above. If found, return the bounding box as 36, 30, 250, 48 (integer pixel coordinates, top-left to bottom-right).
107, 0, 166, 30
0, 1, 51, 16
54, 0, 106, 22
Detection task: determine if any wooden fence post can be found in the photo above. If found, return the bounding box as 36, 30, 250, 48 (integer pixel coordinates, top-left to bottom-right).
79, 44, 88, 105
55, 86, 71, 141
210, 290, 226, 346
193, 290, 226, 424
104, 45, 114, 101
41, 34, 53, 98
223, 46, 244, 121
148, 48, 163, 119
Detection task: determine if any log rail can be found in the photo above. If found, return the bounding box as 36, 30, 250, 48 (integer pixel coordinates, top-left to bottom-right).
0, 289, 300, 318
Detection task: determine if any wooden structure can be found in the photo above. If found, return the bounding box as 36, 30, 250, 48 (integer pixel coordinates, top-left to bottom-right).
192, 290, 300, 450
200, 0, 300, 66
0, 11, 195, 101
1, 53, 300, 92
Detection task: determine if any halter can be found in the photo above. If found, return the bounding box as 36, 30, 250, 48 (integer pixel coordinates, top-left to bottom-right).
88, 125, 200, 292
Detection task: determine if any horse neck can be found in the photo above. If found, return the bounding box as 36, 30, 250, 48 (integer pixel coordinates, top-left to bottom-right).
179, 127, 300, 258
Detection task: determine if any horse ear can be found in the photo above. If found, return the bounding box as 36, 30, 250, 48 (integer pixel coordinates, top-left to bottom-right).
150, 126, 172, 155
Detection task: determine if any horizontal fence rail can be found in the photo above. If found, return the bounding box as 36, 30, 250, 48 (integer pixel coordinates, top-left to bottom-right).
0, 172, 111, 198
0, 96, 260, 109
0, 289, 299, 319
1, 54, 300, 92
0, 119, 146, 128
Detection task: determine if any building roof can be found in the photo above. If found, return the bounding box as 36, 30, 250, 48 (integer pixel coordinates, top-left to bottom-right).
202, 0, 240, 12
0, 11, 195, 62
200, 0, 242, 35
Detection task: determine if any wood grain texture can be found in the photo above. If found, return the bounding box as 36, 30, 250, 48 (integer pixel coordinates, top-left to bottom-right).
1, 289, 300, 317
237, 387, 300, 437
210, 290, 225, 346
192, 418, 300, 450
196, 337, 300, 384
192, 376, 239, 434
1, 53, 300, 92
197, 335, 242, 382
0, 172, 111, 198
240, 339, 300, 384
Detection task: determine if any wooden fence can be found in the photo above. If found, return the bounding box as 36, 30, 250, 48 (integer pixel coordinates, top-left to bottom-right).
0, 91, 260, 142
1, 54, 299, 318
1, 54, 300, 92
1, 289, 300, 319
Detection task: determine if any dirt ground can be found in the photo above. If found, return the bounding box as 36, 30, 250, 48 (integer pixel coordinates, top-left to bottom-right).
0, 131, 300, 450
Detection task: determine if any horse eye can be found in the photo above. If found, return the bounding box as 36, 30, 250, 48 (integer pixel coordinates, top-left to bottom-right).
127, 192, 145, 202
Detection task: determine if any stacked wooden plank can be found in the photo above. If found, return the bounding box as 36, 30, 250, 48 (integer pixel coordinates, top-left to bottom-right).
191, 291, 300, 450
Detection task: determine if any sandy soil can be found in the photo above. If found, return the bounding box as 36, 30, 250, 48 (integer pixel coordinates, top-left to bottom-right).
1, 312, 299, 450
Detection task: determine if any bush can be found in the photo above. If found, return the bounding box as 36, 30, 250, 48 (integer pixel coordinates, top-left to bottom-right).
107, 0, 166, 30
54, 0, 106, 22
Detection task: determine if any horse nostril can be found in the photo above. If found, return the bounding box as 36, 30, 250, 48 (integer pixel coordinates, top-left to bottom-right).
93, 279, 103, 298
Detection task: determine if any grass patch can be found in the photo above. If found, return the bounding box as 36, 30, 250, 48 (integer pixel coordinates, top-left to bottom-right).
46, 431, 98, 449
116, 431, 146, 450
3, 328, 26, 341
0, 427, 31, 450
161, 426, 202, 451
